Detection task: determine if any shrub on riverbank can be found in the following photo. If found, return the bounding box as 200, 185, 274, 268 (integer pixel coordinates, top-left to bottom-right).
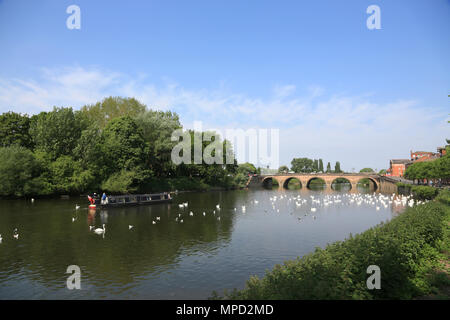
215, 199, 449, 300
436, 189, 450, 206
396, 183, 439, 201
411, 185, 439, 201
141, 177, 210, 193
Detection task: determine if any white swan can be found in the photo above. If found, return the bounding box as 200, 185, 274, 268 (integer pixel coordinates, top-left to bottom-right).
72, 217, 76, 222
0, 234, 2, 243
75, 204, 80, 210
129, 225, 133, 230
89, 226, 94, 231
156, 217, 160, 221
93, 224, 106, 235
152, 221, 156, 225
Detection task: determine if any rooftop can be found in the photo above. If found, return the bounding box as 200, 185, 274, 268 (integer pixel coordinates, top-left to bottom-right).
390, 159, 411, 164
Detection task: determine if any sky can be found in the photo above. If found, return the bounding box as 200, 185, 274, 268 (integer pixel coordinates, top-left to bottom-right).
0, 0, 449, 171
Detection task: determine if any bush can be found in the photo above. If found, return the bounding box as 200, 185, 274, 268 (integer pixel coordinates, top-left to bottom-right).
219, 201, 448, 300
101, 168, 151, 194
436, 189, 450, 206
411, 186, 439, 200
141, 177, 210, 193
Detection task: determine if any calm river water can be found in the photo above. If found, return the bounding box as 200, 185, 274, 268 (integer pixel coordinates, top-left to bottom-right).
0, 186, 407, 299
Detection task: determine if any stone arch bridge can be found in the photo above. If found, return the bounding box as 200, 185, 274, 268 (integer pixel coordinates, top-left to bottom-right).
247, 173, 400, 193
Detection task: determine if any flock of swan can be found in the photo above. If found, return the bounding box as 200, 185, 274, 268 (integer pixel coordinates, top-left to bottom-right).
0, 192, 423, 243
265, 192, 425, 222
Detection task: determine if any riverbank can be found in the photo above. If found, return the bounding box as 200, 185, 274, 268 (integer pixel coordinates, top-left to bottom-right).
214, 190, 450, 300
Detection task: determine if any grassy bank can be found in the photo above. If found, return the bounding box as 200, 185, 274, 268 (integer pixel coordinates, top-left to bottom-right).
213, 190, 450, 300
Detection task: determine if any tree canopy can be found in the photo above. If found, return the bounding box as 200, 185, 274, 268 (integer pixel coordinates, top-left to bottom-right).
0, 96, 245, 197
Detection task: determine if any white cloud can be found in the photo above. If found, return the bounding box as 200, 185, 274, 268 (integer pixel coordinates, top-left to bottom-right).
0, 66, 448, 171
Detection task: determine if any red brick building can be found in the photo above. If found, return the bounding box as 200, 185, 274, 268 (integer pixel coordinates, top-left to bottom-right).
386, 147, 447, 177
410, 150, 439, 162
386, 159, 410, 177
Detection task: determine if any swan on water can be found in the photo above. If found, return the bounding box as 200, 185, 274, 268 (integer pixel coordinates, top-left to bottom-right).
93, 224, 106, 235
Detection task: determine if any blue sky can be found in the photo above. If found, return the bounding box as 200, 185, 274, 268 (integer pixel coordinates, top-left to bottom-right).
0, 0, 449, 171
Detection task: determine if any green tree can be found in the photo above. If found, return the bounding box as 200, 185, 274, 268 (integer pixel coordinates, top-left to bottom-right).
291, 158, 314, 173
135, 110, 182, 177
379, 169, 387, 175
237, 163, 257, 176
278, 165, 289, 174
101, 168, 150, 194
326, 162, 332, 173
360, 168, 374, 173
334, 161, 342, 173
0, 112, 33, 149
73, 127, 105, 171
30, 107, 84, 160
0, 146, 44, 197
101, 116, 148, 175
80, 96, 146, 128
318, 159, 324, 172
313, 159, 319, 172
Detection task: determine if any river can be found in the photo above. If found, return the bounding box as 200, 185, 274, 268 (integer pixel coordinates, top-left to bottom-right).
0, 186, 407, 299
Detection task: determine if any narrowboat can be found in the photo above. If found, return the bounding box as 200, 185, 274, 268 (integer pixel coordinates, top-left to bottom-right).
88, 192, 172, 208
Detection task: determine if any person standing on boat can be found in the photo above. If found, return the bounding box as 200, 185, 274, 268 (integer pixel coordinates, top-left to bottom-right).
101, 192, 108, 205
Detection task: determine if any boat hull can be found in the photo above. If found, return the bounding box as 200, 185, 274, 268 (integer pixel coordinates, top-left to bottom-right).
90, 193, 172, 208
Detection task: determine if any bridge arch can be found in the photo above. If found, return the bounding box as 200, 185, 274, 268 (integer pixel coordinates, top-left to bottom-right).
262, 176, 279, 189
282, 177, 302, 189
306, 177, 326, 190
331, 177, 353, 191
357, 177, 379, 191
